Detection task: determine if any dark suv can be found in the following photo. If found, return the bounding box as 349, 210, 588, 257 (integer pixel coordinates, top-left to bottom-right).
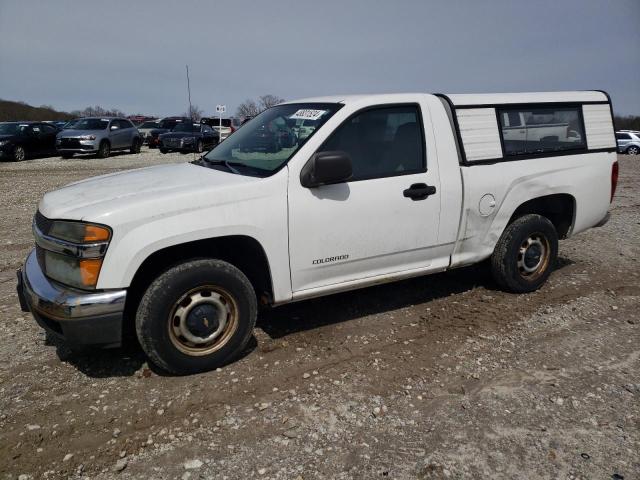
0, 122, 60, 161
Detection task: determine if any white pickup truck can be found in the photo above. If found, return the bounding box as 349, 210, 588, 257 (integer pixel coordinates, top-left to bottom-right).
17, 91, 618, 374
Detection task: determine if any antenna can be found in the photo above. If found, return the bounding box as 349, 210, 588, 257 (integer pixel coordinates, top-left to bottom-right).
185, 65, 196, 161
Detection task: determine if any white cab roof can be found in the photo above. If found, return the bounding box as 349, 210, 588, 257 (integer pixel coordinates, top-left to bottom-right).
284, 91, 609, 106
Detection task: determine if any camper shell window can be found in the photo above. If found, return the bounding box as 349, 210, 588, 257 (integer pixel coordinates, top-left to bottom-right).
497, 106, 587, 157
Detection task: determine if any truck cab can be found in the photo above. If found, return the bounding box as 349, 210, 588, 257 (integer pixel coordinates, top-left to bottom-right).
18, 91, 618, 374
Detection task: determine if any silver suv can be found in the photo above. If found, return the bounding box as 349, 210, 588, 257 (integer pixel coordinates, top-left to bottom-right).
616, 130, 640, 155
56, 117, 142, 158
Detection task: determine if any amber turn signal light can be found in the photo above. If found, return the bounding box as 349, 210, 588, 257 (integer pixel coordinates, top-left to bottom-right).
84, 225, 111, 242
79, 258, 103, 287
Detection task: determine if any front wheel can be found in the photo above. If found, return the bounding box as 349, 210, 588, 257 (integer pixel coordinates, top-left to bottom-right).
491, 214, 558, 293
12, 145, 26, 161
160, 148, 168, 154
135, 259, 257, 375
97, 141, 110, 159
627, 145, 640, 155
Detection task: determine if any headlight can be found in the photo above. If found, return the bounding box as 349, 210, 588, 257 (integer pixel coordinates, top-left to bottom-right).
49, 221, 111, 243
78, 135, 96, 141
43, 250, 103, 290
0, 140, 9, 146
36, 219, 112, 290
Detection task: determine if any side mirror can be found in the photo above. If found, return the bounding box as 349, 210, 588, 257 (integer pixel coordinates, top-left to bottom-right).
300, 151, 352, 188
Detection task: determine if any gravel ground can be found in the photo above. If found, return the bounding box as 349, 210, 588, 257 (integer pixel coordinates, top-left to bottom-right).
0, 150, 638, 480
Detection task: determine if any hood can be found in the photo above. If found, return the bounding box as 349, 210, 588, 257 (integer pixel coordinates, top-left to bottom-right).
0, 134, 18, 142
39, 162, 260, 222
58, 129, 106, 138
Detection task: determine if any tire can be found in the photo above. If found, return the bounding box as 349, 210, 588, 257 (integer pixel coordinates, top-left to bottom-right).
130, 138, 141, 154
97, 140, 110, 159
160, 148, 168, 154
61, 153, 74, 159
196, 140, 203, 153
490, 214, 558, 293
627, 145, 640, 155
12, 145, 26, 161
135, 259, 257, 375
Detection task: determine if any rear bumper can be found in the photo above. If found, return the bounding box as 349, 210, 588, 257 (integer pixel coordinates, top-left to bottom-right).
17, 249, 126, 347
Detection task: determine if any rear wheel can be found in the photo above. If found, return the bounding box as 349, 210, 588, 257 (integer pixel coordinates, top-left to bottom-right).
12, 145, 26, 161
130, 138, 141, 154
135, 259, 257, 375
491, 214, 558, 293
627, 145, 640, 155
97, 141, 110, 159
160, 148, 168, 154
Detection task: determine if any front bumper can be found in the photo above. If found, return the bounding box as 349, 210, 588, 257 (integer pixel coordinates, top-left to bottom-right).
17, 249, 127, 347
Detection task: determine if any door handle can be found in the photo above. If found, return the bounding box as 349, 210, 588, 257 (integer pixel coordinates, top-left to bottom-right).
403, 183, 436, 201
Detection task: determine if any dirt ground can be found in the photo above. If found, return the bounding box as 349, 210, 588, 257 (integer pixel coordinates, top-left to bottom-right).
0, 150, 638, 480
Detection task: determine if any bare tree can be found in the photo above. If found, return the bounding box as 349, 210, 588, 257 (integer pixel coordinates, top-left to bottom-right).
73, 105, 127, 117
236, 94, 285, 118
236, 99, 260, 118
258, 94, 285, 110
183, 104, 204, 121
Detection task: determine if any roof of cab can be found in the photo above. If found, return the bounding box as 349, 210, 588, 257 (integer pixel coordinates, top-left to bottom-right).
284, 91, 610, 106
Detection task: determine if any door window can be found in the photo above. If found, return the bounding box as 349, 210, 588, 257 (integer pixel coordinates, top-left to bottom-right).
319, 105, 425, 181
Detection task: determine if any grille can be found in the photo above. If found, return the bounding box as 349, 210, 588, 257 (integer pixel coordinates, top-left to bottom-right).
34, 211, 52, 235
165, 138, 181, 147
59, 138, 81, 147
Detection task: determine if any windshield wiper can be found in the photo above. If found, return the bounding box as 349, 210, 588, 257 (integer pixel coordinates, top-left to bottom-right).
201, 158, 243, 174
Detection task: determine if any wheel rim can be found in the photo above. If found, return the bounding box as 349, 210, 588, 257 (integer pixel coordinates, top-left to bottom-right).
629, 146, 639, 155
15, 147, 25, 160
517, 233, 550, 280
168, 285, 239, 356
197, 141, 203, 152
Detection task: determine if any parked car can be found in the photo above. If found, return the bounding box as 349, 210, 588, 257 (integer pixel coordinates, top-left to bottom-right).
136, 120, 160, 144
56, 117, 142, 158
147, 117, 190, 148
159, 122, 219, 153
18, 90, 617, 374
0, 121, 60, 161
201, 117, 241, 141
615, 130, 640, 155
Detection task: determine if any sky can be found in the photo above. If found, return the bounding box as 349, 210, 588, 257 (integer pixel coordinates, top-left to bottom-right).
0, 0, 639, 117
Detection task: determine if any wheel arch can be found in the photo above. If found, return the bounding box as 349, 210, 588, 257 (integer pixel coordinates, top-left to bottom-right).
507, 193, 576, 239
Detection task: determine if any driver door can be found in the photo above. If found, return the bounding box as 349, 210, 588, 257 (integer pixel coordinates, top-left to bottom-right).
287, 104, 442, 294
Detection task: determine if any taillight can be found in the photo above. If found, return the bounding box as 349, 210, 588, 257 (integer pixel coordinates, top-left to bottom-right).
230, 126, 236, 133
611, 161, 619, 203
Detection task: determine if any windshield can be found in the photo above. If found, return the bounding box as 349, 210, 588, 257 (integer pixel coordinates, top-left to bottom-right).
203, 103, 341, 175
172, 123, 198, 132
69, 119, 109, 130
0, 123, 26, 135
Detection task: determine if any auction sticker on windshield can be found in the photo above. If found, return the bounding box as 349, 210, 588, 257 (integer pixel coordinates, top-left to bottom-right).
290, 109, 326, 121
